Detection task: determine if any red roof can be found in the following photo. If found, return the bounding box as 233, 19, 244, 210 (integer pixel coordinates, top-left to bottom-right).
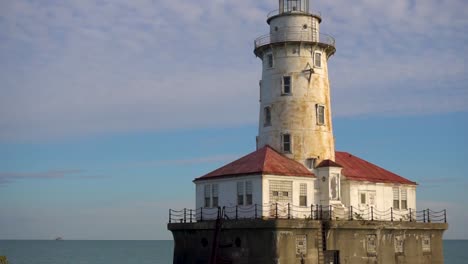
195, 145, 314, 181
316, 159, 343, 168
336, 151, 416, 185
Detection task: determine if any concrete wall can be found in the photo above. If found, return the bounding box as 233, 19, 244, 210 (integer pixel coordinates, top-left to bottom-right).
326, 221, 447, 264
169, 219, 321, 264
168, 220, 447, 264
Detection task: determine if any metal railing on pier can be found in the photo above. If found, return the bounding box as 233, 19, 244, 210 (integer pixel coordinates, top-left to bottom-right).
169, 204, 447, 224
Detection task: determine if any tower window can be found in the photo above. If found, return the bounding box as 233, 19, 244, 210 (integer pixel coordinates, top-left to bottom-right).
314, 52, 322, 68
283, 76, 292, 95
264, 107, 271, 127
282, 133, 291, 153
316, 104, 325, 125
306, 158, 316, 169
266, 53, 274, 68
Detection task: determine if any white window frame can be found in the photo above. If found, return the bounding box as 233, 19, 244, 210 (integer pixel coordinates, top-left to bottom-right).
204, 184, 211, 208
281, 133, 292, 153
204, 184, 219, 208
314, 51, 322, 68
393, 187, 400, 210
237, 182, 244, 206
245, 181, 253, 206
316, 104, 325, 125
282, 75, 292, 95
299, 183, 307, 207
401, 189, 408, 210
212, 184, 219, 208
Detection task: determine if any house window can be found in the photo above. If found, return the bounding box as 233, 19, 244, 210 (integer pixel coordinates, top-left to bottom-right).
314, 52, 322, 68
299, 183, 307, 206
360, 192, 366, 204
401, 189, 408, 210
393, 187, 400, 209
282, 76, 291, 95
264, 107, 271, 127
316, 104, 325, 125
246, 181, 253, 205
237, 182, 244, 205
266, 53, 274, 68
282, 133, 291, 153
212, 184, 219, 207
204, 184, 211, 208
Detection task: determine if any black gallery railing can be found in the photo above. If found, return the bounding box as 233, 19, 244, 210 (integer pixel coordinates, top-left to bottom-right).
169, 204, 447, 224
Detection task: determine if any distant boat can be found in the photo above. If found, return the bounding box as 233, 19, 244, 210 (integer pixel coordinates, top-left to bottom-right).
55, 237, 63, 241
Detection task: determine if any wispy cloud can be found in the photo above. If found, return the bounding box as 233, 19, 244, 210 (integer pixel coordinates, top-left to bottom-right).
121, 154, 242, 168
0, 0, 466, 141
0, 169, 104, 186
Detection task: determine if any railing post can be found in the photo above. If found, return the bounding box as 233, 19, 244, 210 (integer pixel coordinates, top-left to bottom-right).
423, 209, 426, 223
350, 206, 353, 221
391, 207, 393, 221
169, 209, 171, 223
311, 204, 313, 219
288, 203, 291, 219
276, 203, 278, 219
184, 208, 186, 223
255, 204, 258, 219
200, 207, 203, 222
236, 205, 238, 220
190, 209, 193, 223
409, 208, 412, 222
316, 204, 319, 220
329, 205, 332, 220
319, 205, 323, 220
427, 209, 430, 223
444, 209, 447, 223
371, 206, 374, 221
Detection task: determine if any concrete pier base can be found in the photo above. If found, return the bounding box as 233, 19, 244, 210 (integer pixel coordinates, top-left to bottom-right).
168, 219, 447, 264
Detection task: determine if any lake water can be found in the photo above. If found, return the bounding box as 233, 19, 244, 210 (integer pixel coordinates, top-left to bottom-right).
1, 240, 466, 264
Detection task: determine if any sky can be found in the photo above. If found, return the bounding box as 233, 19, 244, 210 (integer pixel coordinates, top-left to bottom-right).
0, 0, 467, 240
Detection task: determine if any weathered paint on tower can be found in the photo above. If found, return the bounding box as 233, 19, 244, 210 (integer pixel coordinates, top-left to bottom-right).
254, 0, 336, 167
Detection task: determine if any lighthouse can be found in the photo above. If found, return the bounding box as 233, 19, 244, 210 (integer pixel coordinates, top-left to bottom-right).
168, 1, 448, 263
255, 0, 336, 167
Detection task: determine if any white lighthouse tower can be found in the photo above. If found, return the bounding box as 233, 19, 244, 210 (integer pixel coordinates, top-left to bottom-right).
255, 0, 337, 168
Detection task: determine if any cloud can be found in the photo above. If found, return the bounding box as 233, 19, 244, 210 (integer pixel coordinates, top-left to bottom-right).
0, 169, 104, 186
0, 0, 467, 141
121, 154, 242, 168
